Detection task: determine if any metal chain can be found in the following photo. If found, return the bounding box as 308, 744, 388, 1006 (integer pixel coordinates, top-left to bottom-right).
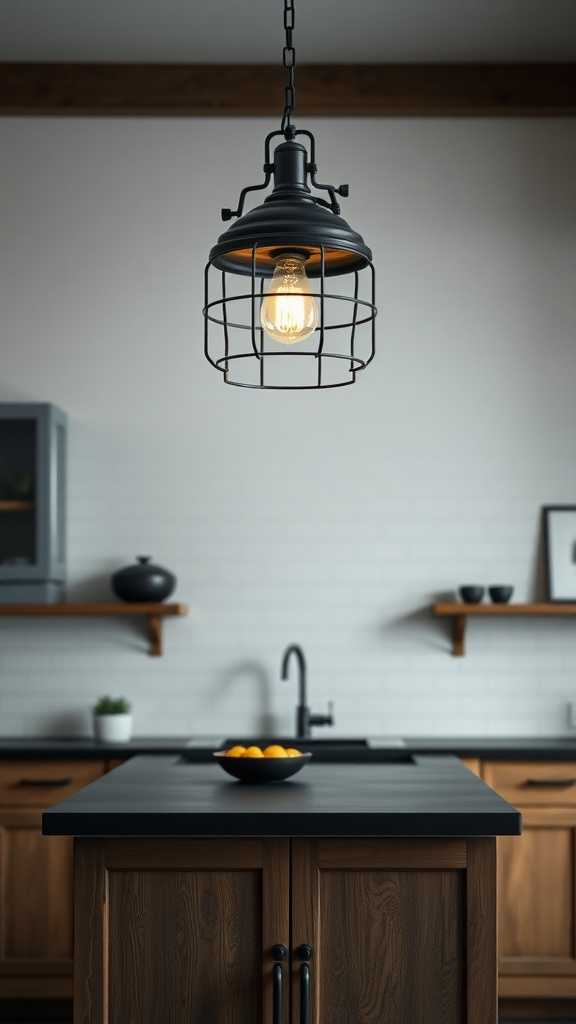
280, 0, 296, 135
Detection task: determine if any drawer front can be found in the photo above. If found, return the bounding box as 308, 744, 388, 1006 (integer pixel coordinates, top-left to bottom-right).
484, 761, 576, 805
0, 760, 105, 807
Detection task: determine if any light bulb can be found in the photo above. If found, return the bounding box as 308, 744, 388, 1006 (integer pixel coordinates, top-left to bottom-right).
260, 254, 319, 344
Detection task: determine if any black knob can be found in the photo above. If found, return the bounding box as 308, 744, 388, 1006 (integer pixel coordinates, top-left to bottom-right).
337, 184, 349, 197
221, 207, 234, 221
297, 943, 313, 961
272, 943, 288, 960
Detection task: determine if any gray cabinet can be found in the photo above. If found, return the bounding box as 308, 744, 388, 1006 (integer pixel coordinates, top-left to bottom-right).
0, 403, 66, 601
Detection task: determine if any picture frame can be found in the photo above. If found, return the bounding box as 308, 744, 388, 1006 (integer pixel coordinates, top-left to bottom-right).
543, 505, 576, 602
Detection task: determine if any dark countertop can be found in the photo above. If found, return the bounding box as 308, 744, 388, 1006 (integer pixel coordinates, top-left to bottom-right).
407, 737, 576, 760
0, 736, 189, 758
4, 735, 576, 761
42, 754, 521, 839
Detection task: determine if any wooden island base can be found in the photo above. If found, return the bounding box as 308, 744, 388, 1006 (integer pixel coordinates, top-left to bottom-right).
74, 836, 496, 1023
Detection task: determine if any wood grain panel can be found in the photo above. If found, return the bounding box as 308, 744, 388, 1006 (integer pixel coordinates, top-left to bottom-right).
74, 841, 107, 1024
314, 837, 467, 869
485, 761, 576, 806
500, 975, 576, 998
109, 869, 260, 1023
0, 758, 104, 806
0, 810, 72, 970
318, 869, 463, 1023
98, 837, 272, 870
467, 839, 497, 1024
75, 838, 290, 1024
497, 806, 576, 994
291, 839, 470, 1024
0, 63, 575, 117
0, 759, 102, 998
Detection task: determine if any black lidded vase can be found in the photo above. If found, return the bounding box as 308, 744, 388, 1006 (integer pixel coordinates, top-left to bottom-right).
112, 556, 176, 603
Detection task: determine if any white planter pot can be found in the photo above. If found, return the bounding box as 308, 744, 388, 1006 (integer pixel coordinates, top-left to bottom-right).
93, 713, 133, 744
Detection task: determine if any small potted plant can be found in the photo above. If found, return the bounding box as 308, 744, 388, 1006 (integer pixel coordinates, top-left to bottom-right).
93, 696, 133, 744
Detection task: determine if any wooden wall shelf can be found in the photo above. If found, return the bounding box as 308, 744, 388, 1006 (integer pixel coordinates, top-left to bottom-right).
0, 500, 34, 511
433, 602, 576, 657
0, 602, 188, 656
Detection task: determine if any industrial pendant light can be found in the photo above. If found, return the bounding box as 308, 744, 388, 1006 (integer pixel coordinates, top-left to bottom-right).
203, 0, 377, 389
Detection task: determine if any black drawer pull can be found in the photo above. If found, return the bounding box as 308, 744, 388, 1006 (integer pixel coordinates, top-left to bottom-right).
524, 778, 576, 788
271, 944, 287, 1024
297, 944, 312, 1024
16, 777, 72, 788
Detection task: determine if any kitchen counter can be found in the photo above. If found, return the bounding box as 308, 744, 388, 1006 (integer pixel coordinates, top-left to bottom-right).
0, 736, 189, 758
57, 754, 512, 1019
43, 753, 520, 838
4, 733, 576, 760
408, 736, 576, 759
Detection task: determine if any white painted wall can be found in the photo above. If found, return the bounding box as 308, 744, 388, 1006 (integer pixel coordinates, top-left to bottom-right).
0, 116, 575, 738
2, 0, 576, 62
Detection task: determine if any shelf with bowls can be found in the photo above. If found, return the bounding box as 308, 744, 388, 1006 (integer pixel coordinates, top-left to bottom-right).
0, 602, 188, 656
433, 602, 576, 657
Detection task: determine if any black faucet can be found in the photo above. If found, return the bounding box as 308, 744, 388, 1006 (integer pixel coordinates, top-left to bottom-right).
281, 644, 334, 740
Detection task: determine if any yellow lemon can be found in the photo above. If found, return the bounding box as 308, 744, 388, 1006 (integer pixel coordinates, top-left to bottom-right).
264, 745, 288, 758
243, 746, 265, 758
285, 748, 302, 758
225, 745, 246, 758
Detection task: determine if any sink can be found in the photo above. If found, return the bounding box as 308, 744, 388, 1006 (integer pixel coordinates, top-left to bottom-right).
220, 737, 414, 764
224, 737, 369, 749
182, 737, 414, 764
223, 736, 406, 749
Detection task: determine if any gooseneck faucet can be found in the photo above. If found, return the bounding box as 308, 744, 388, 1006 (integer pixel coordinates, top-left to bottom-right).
281, 644, 334, 740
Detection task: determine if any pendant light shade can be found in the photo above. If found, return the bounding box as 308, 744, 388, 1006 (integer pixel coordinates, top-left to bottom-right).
210, 142, 372, 279
203, 3, 377, 389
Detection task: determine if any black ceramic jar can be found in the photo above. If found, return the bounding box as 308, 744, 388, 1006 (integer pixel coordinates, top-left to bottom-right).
112, 556, 176, 603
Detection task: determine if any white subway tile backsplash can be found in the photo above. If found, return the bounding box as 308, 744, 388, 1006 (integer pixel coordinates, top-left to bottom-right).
0, 117, 575, 737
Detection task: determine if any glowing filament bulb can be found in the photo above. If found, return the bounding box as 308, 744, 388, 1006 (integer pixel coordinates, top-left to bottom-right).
260, 254, 319, 344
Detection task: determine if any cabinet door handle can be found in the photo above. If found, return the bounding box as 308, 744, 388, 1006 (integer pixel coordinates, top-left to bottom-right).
271, 944, 287, 1024
297, 944, 312, 1024
524, 778, 576, 788
16, 777, 72, 787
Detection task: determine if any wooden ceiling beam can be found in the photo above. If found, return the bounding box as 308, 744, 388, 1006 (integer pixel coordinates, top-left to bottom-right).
0, 63, 575, 117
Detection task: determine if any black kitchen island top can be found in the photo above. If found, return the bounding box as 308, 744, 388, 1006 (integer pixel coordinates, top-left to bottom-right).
42, 754, 521, 838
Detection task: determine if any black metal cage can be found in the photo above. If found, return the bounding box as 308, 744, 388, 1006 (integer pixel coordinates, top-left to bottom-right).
204, 244, 376, 390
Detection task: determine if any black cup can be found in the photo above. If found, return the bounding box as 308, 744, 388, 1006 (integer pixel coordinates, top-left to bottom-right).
458, 585, 485, 604
488, 585, 514, 604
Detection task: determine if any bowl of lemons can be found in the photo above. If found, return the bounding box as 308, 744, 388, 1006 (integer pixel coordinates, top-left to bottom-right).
213, 744, 312, 783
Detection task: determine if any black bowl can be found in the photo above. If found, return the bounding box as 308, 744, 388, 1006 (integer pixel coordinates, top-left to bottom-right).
213, 751, 312, 783
458, 585, 485, 604
488, 585, 514, 604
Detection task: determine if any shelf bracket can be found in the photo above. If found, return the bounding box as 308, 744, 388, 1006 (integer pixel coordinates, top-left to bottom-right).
146, 614, 162, 657
452, 615, 466, 657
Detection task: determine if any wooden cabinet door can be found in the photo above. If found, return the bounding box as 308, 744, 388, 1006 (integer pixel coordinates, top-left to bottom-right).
0, 758, 106, 999
497, 806, 576, 999
291, 838, 496, 1024
75, 838, 290, 1024
0, 809, 73, 995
